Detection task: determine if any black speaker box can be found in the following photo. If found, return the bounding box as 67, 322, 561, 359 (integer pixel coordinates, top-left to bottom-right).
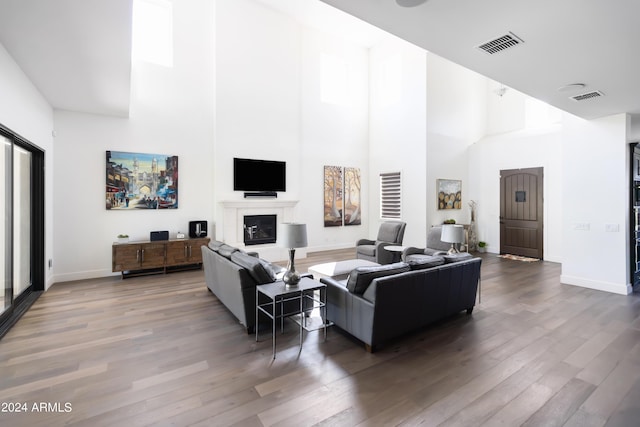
189, 221, 208, 238
150, 230, 169, 241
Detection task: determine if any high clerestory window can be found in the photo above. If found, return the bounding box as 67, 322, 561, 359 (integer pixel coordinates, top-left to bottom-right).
132, 0, 173, 67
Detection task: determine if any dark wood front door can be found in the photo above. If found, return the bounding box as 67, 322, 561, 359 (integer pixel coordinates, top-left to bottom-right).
500, 167, 544, 259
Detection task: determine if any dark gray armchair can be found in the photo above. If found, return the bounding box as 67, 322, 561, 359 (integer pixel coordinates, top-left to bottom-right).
356, 221, 406, 264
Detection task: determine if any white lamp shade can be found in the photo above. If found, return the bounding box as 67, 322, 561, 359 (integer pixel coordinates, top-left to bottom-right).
441, 224, 464, 244
280, 223, 308, 248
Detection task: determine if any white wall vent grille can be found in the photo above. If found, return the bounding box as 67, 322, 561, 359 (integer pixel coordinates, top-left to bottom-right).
570, 91, 604, 101
380, 171, 402, 220
477, 32, 524, 55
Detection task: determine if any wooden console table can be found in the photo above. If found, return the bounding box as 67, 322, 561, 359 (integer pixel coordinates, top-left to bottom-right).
112, 237, 210, 278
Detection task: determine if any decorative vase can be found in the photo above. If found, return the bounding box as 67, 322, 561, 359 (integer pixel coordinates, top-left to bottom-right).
468, 201, 478, 252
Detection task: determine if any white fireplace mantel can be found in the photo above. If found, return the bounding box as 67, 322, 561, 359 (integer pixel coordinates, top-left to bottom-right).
219, 199, 301, 261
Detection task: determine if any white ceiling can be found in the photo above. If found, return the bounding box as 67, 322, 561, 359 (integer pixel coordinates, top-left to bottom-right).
0, 0, 132, 117
0, 0, 639, 121
319, 0, 640, 120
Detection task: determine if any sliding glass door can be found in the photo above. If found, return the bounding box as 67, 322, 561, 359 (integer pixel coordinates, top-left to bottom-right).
0, 126, 44, 338
1, 135, 10, 316
13, 145, 32, 299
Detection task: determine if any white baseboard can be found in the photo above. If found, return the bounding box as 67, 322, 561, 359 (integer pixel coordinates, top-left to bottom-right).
560, 274, 632, 295
54, 269, 119, 284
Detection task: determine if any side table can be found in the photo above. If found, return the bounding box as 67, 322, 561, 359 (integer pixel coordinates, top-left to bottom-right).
384, 245, 406, 263
255, 277, 329, 359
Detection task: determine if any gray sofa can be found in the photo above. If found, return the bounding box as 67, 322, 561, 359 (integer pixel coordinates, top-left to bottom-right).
202, 240, 288, 334
320, 254, 481, 352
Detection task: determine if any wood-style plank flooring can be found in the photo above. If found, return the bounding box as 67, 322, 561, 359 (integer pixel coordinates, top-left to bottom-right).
1, 249, 640, 426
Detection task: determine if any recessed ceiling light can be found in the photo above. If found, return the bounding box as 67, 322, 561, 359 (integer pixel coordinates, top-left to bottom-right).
557, 83, 586, 92
396, 0, 428, 7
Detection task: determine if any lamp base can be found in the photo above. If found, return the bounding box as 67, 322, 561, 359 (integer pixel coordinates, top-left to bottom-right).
447, 244, 459, 255
283, 269, 301, 288
283, 248, 300, 288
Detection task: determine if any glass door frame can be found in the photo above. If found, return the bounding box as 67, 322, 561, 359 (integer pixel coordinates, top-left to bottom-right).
0, 124, 45, 339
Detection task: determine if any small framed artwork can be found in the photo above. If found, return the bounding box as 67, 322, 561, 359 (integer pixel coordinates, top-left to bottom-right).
437, 179, 462, 210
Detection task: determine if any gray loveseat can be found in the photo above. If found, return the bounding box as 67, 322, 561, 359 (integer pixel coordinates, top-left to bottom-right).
320, 254, 481, 352
202, 240, 288, 334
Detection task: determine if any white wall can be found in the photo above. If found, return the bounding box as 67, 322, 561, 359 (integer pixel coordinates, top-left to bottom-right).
426, 53, 487, 228
299, 27, 370, 251
369, 38, 427, 249
466, 82, 564, 261
52, 0, 215, 281
468, 127, 563, 261
561, 113, 630, 294
0, 42, 55, 289
471, 82, 631, 294
215, 0, 370, 258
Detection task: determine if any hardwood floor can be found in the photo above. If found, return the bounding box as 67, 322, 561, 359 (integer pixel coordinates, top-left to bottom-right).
1, 249, 640, 426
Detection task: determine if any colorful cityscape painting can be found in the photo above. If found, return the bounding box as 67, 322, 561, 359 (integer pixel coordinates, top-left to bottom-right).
106, 150, 179, 210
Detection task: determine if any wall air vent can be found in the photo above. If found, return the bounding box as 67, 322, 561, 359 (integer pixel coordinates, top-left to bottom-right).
570, 91, 604, 101
477, 32, 524, 55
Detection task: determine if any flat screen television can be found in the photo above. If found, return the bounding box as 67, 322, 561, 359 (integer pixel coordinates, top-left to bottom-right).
233, 157, 286, 192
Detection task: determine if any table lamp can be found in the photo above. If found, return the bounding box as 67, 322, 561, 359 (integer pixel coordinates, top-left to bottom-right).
280, 223, 308, 287
441, 224, 464, 255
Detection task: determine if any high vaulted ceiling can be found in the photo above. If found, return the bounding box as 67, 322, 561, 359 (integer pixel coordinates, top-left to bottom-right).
1, 0, 639, 121
0, 0, 132, 117
319, 0, 640, 120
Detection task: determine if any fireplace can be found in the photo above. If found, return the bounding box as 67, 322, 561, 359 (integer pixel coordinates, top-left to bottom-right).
220, 200, 298, 260
243, 215, 277, 246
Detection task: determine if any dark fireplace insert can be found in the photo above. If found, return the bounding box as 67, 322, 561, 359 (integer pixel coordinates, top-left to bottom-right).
243, 215, 277, 246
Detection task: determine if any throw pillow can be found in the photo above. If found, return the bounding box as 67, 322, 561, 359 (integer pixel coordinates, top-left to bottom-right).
208, 240, 225, 252
258, 258, 283, 281
217, 244, 239, 259
443, 252, 473, 264
404, 255, 445, 270
346, 262, 410, 294
230, 252, 275, 284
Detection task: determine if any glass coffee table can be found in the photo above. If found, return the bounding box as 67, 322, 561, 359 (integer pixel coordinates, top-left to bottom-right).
255, 277, 329, 359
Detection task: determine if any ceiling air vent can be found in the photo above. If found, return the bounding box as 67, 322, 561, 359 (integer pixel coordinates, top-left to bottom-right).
570, 91, 604, 102
477, 32, 524, 55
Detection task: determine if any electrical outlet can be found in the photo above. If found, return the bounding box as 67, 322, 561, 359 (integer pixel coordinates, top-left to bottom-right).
605, 223, 619, 232
573, 222, 590, 231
